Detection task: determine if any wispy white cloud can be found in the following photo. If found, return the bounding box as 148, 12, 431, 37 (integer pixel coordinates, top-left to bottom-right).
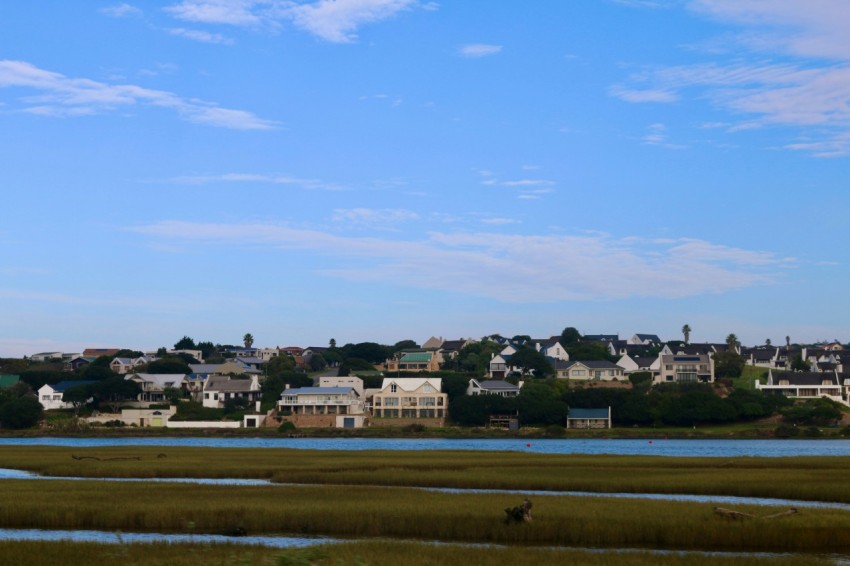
641, 122, 687, 149
480, 217, 519, 225
100, 3, 143, 18
163, 172, 345, 190
459, 44, 503, 58
130, 220, 791, 302
165, 0, 418, 43
613, 1, 850, 156
167, 27, 235, 44
331, 208, 419, 225
0, 60, 276, 129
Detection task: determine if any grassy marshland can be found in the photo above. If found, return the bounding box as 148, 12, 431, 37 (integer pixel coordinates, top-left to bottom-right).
0, 479, 849, 552
3, 446, 850, 503
0, 541, 825, 566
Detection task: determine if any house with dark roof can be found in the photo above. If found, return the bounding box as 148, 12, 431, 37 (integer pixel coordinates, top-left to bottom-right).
466, 379, 522, 397
37, 380, 96, 410
202, 375, 261, 410
582, 334, 619, 343
566, 407, 611, 429
531, 337, 569, 361
757, 370, 845, 405
628, 334, 662, 346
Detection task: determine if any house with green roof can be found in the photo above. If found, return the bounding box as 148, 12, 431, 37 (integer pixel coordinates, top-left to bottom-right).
384, 350, 444, 373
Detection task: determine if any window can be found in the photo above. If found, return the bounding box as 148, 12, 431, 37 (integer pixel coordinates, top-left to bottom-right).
384, 398, 399, 407
424, 384, 434, 393
390, 384, 397, 393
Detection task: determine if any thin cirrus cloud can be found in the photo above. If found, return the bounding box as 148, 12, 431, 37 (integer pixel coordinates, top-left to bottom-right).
331, 208, 419, 224
130, 220, 789, 302
612, 0, 850, 156
459, 44, 503, 58
167, 27, 235, 44
0, 60, 275, 130
100, 3, 143, 18
164, 172, 346, 190
164, 0, 419, 43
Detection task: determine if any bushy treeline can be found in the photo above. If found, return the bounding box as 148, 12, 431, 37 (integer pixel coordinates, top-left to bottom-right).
450, 381, 796, 427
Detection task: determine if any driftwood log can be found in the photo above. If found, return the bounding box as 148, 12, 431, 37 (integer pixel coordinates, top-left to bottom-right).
714, 506, 798, 520
504, 498, 533, 524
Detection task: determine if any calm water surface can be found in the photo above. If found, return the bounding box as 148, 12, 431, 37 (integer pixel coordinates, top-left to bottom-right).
2, 437, 850, 457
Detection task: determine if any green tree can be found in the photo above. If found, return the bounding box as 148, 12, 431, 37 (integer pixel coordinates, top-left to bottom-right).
682, 324, 691, 344
560, 327, 582, 346
147, 356, 191, 374
266, 354, 296, 378
329, 338, 337, 349
340, 342, 391, 364
308, 353, 327, 372
91, 376, 141, 413
78, 356, 117, 381
726, 333, 739, 352
713, 351, 745, 379
509, 347, 553, 377
0, 396, 43, 429
790, 355, 810, 372
449, 394, 516, 426
392, 340, 419, 353
565, 342, 614, 362
243, 333, 254, 348
516, 381, 568, 426
174, 336, 196, 350
63, 384, 92, 417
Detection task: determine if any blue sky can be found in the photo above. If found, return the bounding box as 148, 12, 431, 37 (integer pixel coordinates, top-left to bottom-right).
1, 0, 848, 356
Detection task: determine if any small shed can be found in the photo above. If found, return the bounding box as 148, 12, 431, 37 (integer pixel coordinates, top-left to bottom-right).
566, 407, 611, 429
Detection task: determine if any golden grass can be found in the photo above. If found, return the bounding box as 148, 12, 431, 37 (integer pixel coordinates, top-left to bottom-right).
3, 445, 850, 503
0, 480, 848, 552
0, 540, 830, 566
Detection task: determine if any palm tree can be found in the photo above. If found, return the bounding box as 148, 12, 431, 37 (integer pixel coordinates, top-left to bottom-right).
682, 324, 691, 344
243, 333, 254, 349
726, 333, 739, 353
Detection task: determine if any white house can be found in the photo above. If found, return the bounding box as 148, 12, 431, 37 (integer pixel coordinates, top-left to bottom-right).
124, 373, 186, 404
371, 377, 448, 423
652, 354, 714, 385
555, 360, 625, 381
757, 370, 846, 405
466, 379, 522, 397
203, 375, 261, 409
37, 380, 96, 410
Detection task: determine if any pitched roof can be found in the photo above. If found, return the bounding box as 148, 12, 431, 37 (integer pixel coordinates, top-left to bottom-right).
127, 373, 186, 388
399, 352, 433, 363
282, 387, 356, 396
205, 376, 258, 392
380, 377, 442, 392
560, 360, 621, 370
769, 371, 838, 386
568, 408, 610, 419
475, 380, 520, 391
48, 380, 97, 393
582, 334, 619, 342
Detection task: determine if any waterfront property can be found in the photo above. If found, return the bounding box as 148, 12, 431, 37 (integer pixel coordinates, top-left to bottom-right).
566, 407, 612, 429
278, 386, 366, 428
370, 377, 448, 425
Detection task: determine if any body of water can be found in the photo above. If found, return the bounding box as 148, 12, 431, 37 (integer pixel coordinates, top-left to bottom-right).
2, 436, 850, 457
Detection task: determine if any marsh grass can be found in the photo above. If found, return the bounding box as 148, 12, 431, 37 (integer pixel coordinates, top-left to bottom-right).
4, 446, 850, 503
0, 540, 831, 566
0, 480, 848, 552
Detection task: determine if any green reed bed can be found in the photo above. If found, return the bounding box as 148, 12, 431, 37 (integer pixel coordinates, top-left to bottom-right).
0, 540, 828, 566
0, 480, 848, 553
3, 446, 850, 504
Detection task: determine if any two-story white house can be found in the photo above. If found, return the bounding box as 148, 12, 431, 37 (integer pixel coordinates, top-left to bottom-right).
370, 378, 448, 425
